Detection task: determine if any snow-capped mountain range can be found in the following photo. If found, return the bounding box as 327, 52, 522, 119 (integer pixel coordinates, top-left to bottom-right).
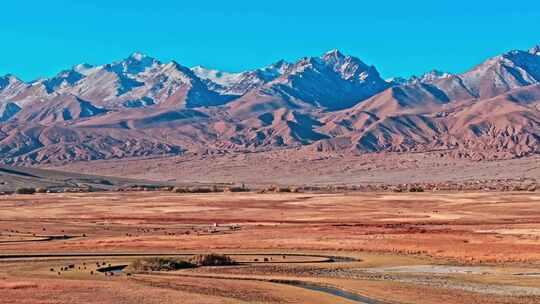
1, 46, 539, 164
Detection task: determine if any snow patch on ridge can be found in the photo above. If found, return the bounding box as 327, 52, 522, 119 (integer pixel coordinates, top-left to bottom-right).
191, 66, 244, 87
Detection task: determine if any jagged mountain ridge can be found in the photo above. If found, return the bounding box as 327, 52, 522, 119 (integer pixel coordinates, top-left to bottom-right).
0, 46, 539, 164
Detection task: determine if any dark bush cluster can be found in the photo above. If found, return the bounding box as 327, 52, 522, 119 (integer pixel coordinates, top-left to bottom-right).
225, 187, 250, 193
130, 254, 237, 273
172, 187, 213, 193
258, 185, 299, 193
189, 254, 237, 266
130, 257, 195, 272
15, 187, 36, 195
172, 186, 250, 193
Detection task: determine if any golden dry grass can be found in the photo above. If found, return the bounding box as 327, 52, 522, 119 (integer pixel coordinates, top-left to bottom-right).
1, 191, 540, 303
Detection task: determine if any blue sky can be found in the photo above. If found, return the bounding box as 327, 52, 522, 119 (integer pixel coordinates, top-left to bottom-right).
1, 0, 539, 81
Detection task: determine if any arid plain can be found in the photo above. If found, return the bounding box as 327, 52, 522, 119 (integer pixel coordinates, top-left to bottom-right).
2, 191, 540, 303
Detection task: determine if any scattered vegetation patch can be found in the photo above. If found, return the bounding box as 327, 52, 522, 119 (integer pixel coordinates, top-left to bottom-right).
130, 257, 196, 272
189, 254, 237, 266
224, 186, 250, 193
171, 187, 188, 193
171, 183, 250, 193
129, 255, 237, 272
188, 187, 213, 193
15, 187, 36, 195
409, 186, 425, 192
259, 185, 300, 193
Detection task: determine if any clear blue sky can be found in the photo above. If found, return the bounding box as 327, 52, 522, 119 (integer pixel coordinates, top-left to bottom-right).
1, 0, 539, 81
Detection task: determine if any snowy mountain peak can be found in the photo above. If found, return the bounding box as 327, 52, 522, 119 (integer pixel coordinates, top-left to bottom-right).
414, 69, 452, 83
259, 60, 291, 78
191, 65, 210, 75
300, 56, 324, 66
323, 49, 345, 60
158, 61, 199, 84
129, 52, 149, 61
41, 69, 85, 93
125, 52, 159, 65
191, 65, 230, 78
387, 77, 409, 85
266, 59, 289, 71
322, 49, 366, 65
322, 49, 350, 67
191, 66, 243, 87
319, 50, 375, 82
73, 63, 97, 76
108, 53, 160, 75
192, 61, 293, 96
405, 70, 450, 84
165, 60, 192, 73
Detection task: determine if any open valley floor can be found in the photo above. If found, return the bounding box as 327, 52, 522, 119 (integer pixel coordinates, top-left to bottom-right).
1, 191, 540, 303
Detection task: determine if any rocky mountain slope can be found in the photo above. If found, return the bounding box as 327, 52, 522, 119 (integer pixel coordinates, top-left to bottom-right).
0, 46, 539, 165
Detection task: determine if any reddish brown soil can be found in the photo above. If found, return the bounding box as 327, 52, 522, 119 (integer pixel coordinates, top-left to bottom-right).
1, 192, 540, 303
